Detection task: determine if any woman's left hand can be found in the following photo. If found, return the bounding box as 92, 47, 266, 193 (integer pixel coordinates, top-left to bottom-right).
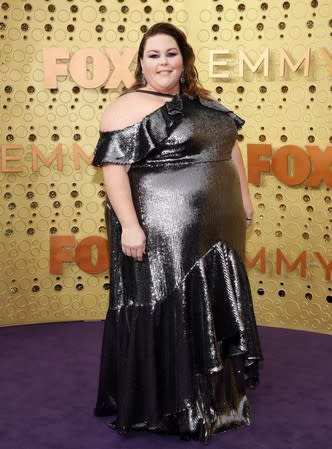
243, 198, 254, 228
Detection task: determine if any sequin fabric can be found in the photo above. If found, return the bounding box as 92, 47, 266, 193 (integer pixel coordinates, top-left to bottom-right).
92, 94, 263, 442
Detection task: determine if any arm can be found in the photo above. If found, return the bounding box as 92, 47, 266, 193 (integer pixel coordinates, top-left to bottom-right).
102, 163, 146, 261
231, 142, 254, 226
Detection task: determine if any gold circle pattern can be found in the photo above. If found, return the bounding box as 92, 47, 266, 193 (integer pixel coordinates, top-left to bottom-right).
0, 0, 331, 333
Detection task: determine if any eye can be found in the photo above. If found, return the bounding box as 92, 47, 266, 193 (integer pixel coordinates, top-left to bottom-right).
148, 54, 159, 59
167, 52, 178, 57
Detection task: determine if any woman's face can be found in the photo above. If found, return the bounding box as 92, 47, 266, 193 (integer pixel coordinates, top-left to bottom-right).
140, 33, 184, 95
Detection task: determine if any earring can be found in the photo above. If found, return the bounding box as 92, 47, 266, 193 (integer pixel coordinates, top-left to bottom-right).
141, 72, 146, 85
180, 72, 185, 86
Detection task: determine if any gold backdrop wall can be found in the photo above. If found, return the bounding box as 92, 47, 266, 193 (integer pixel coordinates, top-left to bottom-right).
0, 0, 331, 334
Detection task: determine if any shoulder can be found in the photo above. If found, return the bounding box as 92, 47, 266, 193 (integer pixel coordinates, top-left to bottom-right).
196, 95, 245, 129
99, 92, 165, 132
204, 95, 216, 101
198, 95, 233, 113
99, 94, 138, 132
198, 95, 220, 105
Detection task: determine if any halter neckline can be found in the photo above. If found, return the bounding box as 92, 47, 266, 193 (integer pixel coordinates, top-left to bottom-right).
134, 89, 178, 98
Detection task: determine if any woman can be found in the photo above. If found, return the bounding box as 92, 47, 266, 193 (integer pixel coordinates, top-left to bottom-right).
92, 22, 263, 442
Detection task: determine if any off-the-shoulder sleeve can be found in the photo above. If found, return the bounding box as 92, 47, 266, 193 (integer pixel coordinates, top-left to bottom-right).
91, 96, 185, 167
198, 97, 245, 130
91, 120, 157, 167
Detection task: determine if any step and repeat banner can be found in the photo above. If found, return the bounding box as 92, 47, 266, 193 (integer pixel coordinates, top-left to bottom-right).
0, 0, 331, 334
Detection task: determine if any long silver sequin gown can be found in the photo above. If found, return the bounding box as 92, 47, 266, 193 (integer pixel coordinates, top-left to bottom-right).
92, 94, 263, 441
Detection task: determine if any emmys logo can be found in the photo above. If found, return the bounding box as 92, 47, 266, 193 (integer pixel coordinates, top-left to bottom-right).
1, 143, 331, 188
42, 47, 332, 89
49, 235, 332, 280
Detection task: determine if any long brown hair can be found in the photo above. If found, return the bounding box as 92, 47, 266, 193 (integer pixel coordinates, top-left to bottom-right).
124, 23, 211, 99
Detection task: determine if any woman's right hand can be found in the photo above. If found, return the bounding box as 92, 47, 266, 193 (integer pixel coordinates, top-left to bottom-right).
121, 224, 146, 261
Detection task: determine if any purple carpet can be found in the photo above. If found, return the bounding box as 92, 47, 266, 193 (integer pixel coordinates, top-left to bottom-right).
0, 322, 331, 449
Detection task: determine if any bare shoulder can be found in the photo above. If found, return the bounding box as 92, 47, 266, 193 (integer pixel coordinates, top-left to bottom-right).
100, 91, 170, 132
99, 95, 137, 132
99, 93, 160, 132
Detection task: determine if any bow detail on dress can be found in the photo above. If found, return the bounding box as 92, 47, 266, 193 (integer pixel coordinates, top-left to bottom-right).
161, 94, 184, 129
